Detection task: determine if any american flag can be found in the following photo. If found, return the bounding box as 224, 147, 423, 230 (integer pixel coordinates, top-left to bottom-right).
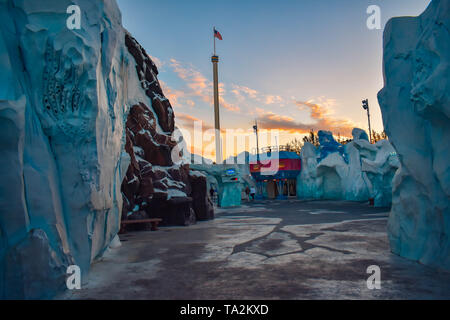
214, 28, 223, 40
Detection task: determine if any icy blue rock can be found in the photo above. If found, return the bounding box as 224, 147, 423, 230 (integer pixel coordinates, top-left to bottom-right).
0, 0, 160, 298
219, 183, 242, 208
297, 142, 320, 199
297, 128, 398, 205
352, 128, 369, 141
317, 130, 345, 162
191, 163, 252, 207
343, 139, 372, 201
378, 0, 450, 270
361, 140, 400, 207
316, 153, 348, 200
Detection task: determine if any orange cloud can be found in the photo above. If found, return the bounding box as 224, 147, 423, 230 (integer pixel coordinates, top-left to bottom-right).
264, 95, 283, 105
255, 98, 357, 137
169, 59, 239, 114
231, 84, 259, 99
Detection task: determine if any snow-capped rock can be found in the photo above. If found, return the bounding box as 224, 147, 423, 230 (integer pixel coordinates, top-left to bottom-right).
296, 128, 399, 205
377, 0, 450, 270
120, 34, 214, 227
318, 130, 345, 161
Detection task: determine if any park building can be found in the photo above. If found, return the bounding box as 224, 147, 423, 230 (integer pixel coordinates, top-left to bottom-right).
249, 145, 301, 199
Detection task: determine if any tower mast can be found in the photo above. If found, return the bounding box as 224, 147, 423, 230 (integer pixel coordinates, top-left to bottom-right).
212, 28, 222, 164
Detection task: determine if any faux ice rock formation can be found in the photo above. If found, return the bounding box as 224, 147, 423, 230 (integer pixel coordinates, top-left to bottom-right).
191, 163, 254, 207
0, 0, 212, 299
318, 130, 345, 162
297, 128, 399, 206
0, 0, 132, 299
361, 140, 400, 207
296, 142, 320, 199
378, 0, 450, 270
316, 153, 349, 200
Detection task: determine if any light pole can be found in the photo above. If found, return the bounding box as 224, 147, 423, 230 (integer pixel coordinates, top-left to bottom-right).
362, 99, 372, 143
253, 119, 260, 159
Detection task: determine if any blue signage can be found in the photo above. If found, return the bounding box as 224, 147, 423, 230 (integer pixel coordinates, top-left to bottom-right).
225, 168, 236, 176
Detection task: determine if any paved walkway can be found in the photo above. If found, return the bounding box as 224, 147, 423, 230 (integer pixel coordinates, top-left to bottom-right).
61, 200, 450, 299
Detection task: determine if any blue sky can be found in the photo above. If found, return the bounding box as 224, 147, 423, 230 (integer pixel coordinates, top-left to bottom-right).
117, 0, 430, 158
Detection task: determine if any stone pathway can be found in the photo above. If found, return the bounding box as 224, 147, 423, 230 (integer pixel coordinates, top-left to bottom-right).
60, 200, 450, 299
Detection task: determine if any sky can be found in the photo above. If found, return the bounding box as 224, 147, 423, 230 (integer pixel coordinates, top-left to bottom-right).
117, 0, 431, 160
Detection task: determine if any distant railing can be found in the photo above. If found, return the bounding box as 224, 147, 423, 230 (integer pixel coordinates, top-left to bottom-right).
260, 145, 292, 153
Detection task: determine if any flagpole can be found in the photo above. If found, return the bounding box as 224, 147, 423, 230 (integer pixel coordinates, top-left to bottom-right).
213, 26, 216, 55
211, 27, 222, 164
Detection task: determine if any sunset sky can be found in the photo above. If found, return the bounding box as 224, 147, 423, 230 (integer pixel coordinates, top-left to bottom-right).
117, 0, 430, 160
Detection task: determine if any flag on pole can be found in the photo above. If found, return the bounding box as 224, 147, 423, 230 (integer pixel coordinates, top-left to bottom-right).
214, 28, 223, 40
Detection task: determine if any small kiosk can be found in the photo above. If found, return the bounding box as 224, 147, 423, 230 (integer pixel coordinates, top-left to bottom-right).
219, 168, 241, 207
250, 147, 301, 200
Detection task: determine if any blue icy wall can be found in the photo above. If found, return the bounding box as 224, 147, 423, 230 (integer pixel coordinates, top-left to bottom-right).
0, 0, 142, 298
318, 130, 345, 162
297, 129, 399, 206
378, 0, 450, 270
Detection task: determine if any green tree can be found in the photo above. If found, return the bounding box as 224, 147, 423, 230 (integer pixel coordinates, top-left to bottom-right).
302, 129, 319, 147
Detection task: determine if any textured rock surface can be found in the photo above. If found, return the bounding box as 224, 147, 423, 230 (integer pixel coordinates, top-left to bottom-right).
0, 0, 132, 299
296, 142, 320, 199
189, 171, 214, 221
318, 130, 345, 161
191, 163, 254, 207
0, 0, 212, 299
361, 140, 400, 207
378, 0, 450, 269
297, 128, 399, 206
120, 34, 213, 227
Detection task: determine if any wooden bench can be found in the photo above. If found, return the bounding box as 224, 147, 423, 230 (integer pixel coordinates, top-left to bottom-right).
119, 218, 163, 234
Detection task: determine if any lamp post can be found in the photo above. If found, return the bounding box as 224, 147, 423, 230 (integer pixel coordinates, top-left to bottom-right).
362, 99, 372, 143
253, 119, 260, 159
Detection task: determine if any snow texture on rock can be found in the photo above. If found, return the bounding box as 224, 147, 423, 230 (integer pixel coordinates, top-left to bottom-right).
297, 142, 320, 199
318, 130, 346, 162
0, 0, 133, 299
352, 128, 369, 141
297, 129, 399, 206
120, 34, 213, 227
377, 0, 450, 270
0, 0, 212, 299
191, 163, 254, 207
361, 140, 400, 207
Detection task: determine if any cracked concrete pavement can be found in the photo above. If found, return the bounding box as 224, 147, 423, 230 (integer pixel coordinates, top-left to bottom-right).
60, 200, 450, 300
